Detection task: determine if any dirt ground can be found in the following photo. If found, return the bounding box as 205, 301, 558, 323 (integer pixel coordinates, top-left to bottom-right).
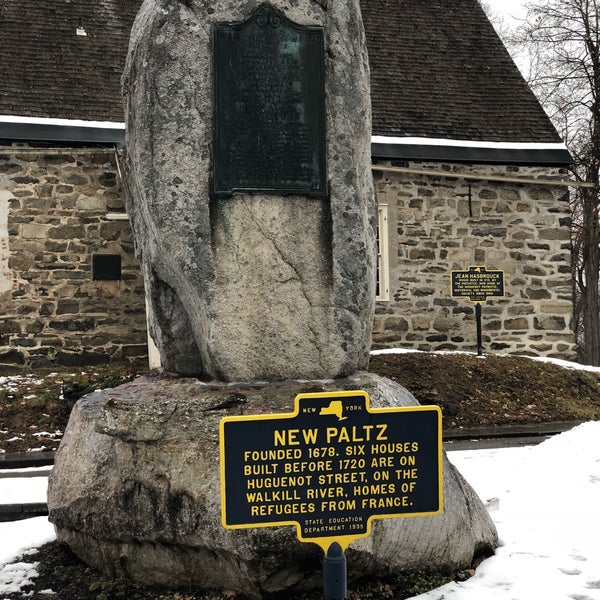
368, 352, 600, 429
0, 364, 139, 454
2, 352, 600, 599
2, 352, 600, 454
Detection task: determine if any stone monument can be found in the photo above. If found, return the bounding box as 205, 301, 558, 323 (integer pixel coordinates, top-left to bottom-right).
48, 0, 498, 596
119, 0, 376, 382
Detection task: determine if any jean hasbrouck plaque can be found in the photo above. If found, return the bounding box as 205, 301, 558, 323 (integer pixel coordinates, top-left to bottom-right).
213, 4, 327, 198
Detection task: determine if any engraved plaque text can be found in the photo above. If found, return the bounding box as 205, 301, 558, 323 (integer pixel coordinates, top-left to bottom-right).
213, 4, 327, 197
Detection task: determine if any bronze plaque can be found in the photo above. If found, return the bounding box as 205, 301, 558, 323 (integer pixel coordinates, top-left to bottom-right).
213, 4, 327, 197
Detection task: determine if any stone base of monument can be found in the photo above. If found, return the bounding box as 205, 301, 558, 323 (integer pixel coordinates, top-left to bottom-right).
48, 373, 497, 599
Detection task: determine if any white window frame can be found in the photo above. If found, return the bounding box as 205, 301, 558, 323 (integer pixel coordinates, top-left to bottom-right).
376, 204, 390, 301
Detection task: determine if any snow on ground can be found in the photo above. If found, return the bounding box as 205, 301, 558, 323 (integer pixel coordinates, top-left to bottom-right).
0, 468, 50, 505
414, 421, 600, 600
0, 517, 55, 595
0, 422, 599, 598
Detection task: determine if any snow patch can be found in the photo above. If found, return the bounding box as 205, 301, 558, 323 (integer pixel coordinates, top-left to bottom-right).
0, 561, 39, 594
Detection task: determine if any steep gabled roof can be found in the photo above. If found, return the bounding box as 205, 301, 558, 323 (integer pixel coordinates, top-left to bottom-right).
361, 0, 561, 144
0, 0, 570, 163
0, 0, 138, 122
361, 0, 570, 163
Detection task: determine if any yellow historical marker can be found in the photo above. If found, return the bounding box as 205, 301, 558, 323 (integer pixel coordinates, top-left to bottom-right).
451, 265, 505, 303
451, 265, 506, 355
220, 390, 443, 553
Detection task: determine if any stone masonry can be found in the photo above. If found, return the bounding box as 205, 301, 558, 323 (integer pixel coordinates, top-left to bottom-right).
0, 145, 147, 369
0, 151, 578, 369
372, 161, 577, 359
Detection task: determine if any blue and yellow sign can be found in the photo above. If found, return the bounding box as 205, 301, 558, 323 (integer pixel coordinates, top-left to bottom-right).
451, 265, 505, 303
220, 391, 442, 551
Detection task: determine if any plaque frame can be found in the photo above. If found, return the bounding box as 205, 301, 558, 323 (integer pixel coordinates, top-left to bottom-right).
220, 390, 443, 552
212, 4, 328, 198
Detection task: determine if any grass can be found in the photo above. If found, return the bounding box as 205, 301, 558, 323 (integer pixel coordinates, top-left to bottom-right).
0, 363, 140, 454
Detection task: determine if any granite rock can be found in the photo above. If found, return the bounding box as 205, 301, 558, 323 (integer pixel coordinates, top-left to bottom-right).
121, 0, 377, 381
48, 374, 498, 598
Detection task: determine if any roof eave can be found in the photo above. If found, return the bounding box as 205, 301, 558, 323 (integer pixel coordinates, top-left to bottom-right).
0, 118, 125, 145
372, 138, 573, 167
0, 120, 574, 167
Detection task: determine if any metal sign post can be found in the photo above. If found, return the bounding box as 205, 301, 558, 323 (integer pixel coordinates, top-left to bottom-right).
451, 266, 505, 356
323, 541, 346, 600
220, 390, 443, 599
475, 302, 483, 356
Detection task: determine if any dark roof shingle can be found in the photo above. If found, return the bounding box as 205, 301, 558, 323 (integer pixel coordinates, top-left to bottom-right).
361, 0, 562, 143
0, 0, 562, 145
0, 0, 139, 122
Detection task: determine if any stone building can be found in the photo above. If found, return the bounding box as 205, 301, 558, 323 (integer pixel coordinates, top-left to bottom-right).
362, 0, 576, 358
0, 1, 146, 368
0, 0, 576, 370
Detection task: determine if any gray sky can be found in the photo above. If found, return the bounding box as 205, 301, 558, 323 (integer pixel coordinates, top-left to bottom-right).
484, 0, 527, 25
482, 0, 531, 75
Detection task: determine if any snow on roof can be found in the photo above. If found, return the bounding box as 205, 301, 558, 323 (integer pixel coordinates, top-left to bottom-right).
0, 116, 125, 130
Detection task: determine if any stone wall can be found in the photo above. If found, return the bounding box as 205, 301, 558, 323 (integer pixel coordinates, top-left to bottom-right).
372, 161, 577, 359
0, 145, 147, 369
0, 150, 578, 370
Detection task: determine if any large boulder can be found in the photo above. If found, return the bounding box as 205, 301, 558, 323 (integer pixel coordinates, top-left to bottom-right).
48, 374, 498, 598
121, 0, 377, 382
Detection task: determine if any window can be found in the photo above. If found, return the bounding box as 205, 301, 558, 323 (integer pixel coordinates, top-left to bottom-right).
376, 204, 389, 301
